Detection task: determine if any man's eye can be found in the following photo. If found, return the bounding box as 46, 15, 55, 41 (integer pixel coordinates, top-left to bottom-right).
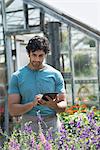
32, 54, 36, 56
39, 55, 43, 57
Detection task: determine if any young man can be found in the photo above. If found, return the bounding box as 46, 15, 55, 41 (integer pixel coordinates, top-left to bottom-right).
8, 36, 67, 135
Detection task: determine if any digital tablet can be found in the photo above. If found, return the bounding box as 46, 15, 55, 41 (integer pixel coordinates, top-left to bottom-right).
42, 93, 58, 101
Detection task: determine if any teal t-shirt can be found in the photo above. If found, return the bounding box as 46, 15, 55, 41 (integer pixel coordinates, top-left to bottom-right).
8, 64, 65, 116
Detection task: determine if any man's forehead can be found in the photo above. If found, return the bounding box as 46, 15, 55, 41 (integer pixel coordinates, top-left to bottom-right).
31, 50, 45, 54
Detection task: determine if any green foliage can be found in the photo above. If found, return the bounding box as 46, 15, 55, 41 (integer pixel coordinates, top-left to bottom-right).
74, 53, 93, 76
84, 39, 96, 47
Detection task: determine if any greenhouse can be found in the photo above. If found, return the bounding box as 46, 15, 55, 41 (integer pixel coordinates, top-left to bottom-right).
0, 0, 100, 149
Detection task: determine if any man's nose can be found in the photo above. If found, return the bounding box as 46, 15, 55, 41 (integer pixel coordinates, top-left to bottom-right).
35, 56, 40, 61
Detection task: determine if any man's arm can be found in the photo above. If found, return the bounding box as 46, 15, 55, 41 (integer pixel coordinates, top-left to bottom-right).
8, 94, 38, 116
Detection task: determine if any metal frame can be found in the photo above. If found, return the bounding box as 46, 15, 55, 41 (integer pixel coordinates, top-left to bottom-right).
97, 40, 100, 107
68, 25, 75, 105
23, 0, 100, 39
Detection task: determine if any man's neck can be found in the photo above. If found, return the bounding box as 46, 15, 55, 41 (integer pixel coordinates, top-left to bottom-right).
28, 63, 44, 70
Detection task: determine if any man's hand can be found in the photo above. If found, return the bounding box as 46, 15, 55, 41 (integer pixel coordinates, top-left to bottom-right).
34, 94, 43, 106
38, 93, 67, 113
38, 95, 58, 107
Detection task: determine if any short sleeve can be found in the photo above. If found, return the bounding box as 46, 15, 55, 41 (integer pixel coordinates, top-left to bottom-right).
55, 71, 66, 93
8, 74, 20, 94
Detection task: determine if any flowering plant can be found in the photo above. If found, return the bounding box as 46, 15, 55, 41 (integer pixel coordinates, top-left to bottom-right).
65, 104, 87, 115
1, 108, 100, 150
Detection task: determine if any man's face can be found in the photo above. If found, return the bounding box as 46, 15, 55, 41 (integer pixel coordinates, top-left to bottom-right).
29, 50, 46, 69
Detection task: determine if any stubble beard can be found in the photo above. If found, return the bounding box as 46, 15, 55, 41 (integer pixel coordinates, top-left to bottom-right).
31, 61, 43, 70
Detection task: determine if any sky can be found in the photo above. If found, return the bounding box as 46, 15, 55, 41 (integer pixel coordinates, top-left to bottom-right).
42, 0, 99, 31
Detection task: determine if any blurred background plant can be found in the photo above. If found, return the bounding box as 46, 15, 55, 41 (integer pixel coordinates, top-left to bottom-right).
74, 52, 96, 77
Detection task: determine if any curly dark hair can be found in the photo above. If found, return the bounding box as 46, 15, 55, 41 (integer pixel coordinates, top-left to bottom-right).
26, 36, 50, 54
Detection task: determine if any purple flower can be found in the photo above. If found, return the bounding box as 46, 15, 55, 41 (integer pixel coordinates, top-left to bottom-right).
71, 145, 75, 150
97, 126, 100, 135
58, 138, 64, 148
80, 132, 89, 138
86, 139, 90, 145
69, 121, 75, 126
65, 144, 69, 150
44, 141, 52, 150
76, 119, 81, 128
39, 132, 46, 144
8, 139, 20, 150
23, 123, 32, 133
91, 137, 97, 144
29, 137, 35, 148
58, 124, 68, 149
36, 144, 41, 150
96, 143, 100, 150
87, 111, 94, 122
46, 128, 53, 141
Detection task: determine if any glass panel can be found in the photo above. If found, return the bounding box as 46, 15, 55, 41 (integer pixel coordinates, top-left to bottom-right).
0, 15, 2, 24
71, 27, 99, 107
45, 13, 59, 23
0, 14, 4, 51
71, 28, 97, 79
6, 0, 23, 12
0, 27, 4, 51
28, 8, 40, 26
0, 63, 6, 89
6, 0, 24, 31
6, 11, 24, 30
60, 24, 70, 73
64, 82, 72, 105
74, 83, 99, 107
60, 54, 70, 72
0, 55, 5, 63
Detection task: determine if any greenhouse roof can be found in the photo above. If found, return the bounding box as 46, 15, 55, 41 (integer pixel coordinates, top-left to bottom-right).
1, 0, 99, 39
